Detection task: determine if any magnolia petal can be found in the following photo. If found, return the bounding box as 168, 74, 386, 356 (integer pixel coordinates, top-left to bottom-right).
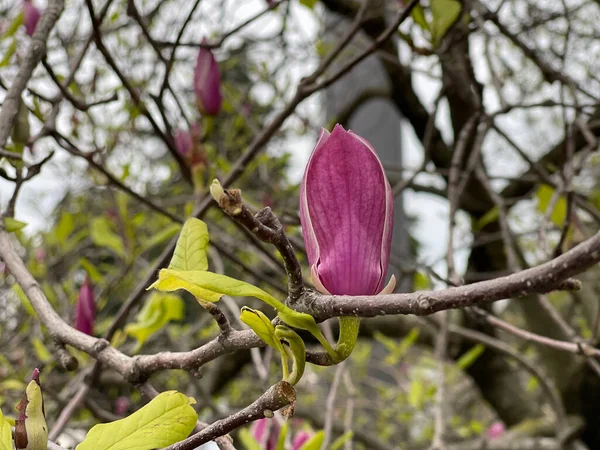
310, 265, 331, 295
300, 124, 393, 295
378, 275, 396, 295
299, 128, 330, 268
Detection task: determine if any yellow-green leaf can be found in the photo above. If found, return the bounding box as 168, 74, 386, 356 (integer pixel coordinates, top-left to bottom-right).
0, 379, 25, 391
32, 337, 52, 363
408, 379, 426, 409
76, 391, 197, 450
12, 284, 37, 317
299, 431, 324, 450
240, 307, 282, 352
330, 431, 353, 450
90, 217, 127, 259
3, 217, 27, 232
238, 428, 263, 450
474, 206, 499, 231
0, 38, 17, 68
299, 0, 317, 9
79, 258, 103, 284
141, 223, 182, 254
125, 293, 184, 348
168, 218, 209, 272
0, 408, 12, 450
411, 5, 430, 32
456, 344, 484, 370
430, 0, 462, 46
150, 269, 281, 310
536, 184, 567, 227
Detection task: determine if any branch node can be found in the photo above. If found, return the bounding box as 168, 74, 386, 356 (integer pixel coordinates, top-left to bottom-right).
53, 340, 78, 371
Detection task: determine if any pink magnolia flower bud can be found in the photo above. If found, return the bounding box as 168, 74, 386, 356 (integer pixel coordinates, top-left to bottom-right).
23, 0, 41, 36
292, 431, 311, 450
114, 396, 130, 415
487, 422, 506, 440
75, 277, 95, 336
174, 129, 193, 157
251, 418, 270, 446
194, 42, 222, 116
300, 124, 395, 296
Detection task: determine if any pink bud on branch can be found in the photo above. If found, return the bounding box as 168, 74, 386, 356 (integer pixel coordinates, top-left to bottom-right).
300, 124, 395, 296
23, 0, 41, 36
75, 277, 95, 336
194, 43, 222, 116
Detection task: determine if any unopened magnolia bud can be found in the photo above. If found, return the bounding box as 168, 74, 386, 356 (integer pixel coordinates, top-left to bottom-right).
209, 179, 224, 203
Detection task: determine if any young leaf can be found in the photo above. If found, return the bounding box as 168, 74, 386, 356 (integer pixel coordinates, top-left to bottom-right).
140, 223, 182, 254
90, 217, 127, 259
3, 217, 27, 232
299, 431, 324, 450
411, 5, 430, 32
536, 184, 567, 226
125, 293, 184, 349
0, 409, 12, 450
168, 218, 209, 271
276, 422, 289, 450
240, 307, 282, 352
457, 344, 485, 370
275, 325, 306, 385
76, 391, 197, 450
150, 269, 282, 309
430, 0, 462, 46
329, 431, 353, 450
238, 428, 263, 450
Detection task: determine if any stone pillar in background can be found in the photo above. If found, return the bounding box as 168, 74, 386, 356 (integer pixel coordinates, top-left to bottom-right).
323, 6, 412, 292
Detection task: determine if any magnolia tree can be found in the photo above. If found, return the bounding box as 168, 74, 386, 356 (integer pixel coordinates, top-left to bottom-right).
1, 0, 600, 449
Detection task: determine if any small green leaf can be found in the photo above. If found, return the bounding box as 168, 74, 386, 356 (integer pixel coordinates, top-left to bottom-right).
456, 344, 484, 370
0, 38, 17, 67
299, 0, 318, 9
90, 217, 127, 259
168, 218, 209, 271
141, 223, 182, 254
3, 217, 27, 232
413, 271, 431, 291
474, 206, 499, 231
76, 391, 197, 450
299, 431, 324, 450
0, 408, 12, 450
430, 0, 462, 46
54, 211, 74, 243
329, 431, 353, 450
240, 307, 282, 352
0, 12, 24, 40
411, 5, 430, 32
276, 422, 288, 450
536, 184, 567, 227
79, 258, 104, 284
12, 284, 37, 317
125, 293, 184, 348
0, 379, 25, 391
238, 428, 263, 450
275, 325, 306, 385
32, 337, 52, 363
408, 379, 426, 409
